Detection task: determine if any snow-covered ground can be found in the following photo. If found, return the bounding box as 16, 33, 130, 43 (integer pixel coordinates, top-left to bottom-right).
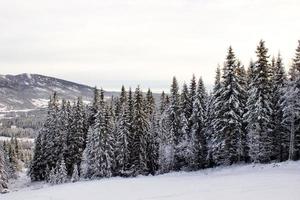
2, 161, 300, 200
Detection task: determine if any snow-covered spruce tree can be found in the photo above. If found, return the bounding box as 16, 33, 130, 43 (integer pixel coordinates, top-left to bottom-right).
114, 87, 131, 176
281, 78, 300, 160
48, 167, 56, 185
145, 89, 156, 117
56, 99, 69, 172
241, 60, 256, 163
245, 40, 273, 163
126, 87, 135, 173
8, 141, 19, 178
30, 93, 70, 181
288, 40, 300, 82
282, 41, 300, 160
157, 108, 174, 174
212, 47, 245, 165
114, 85, 127, 121
144, 89, 159, 175
71, 164, 80, 182
168, 77, 181, 170
157, 91, 174, 174
96, 105, 115, 178
81, 126, 100, 179
12, 137, 20, 161
0, 145, 8, 193
177, 107, 190, 170
235, 61, 248, 162
115, 108, 131, 176
88, 87, 101, 126
180, 83, 191, 122
206, 66, 221, 167
43, 92, 63, 176
30, 93, 58, 181
146, 112, 160, 175
66, 97, 88, 176
159, 91, 168, 114
189, 75, 197, 118
269, 54, 288, 161
29, 131, 45, 181
129, 87, 149, 176
56, 159, 68, 184
175, 83, 191, 170
187, 78, 208, 169
82, 103, 114, 179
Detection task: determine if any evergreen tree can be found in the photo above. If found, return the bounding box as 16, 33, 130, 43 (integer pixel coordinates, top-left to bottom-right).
44, 92, 62, 173
114, 101, 131, 176
189, 75, 197, 117
29, 132, 45, 181
180, 83, 191, 120
81, 126, 100, 179
97, 105, 115, 178
176, 109, 190, 170
245, 40, 273, 163
71, 164, 80, 183
143, 89, 159, 175
0, 145, 8, 193
66, 97, 88, 176
130, 87, 149, 176
176, 83, 190, 169
207, 66, 222, 166
168, 77, 181, 170
56, 159, 68, 184
126, 87, 135, 173
88, 87, 101, 126
188, 78, 207, 169
114, 85, 127, 120
281, 79, 300, 160
213, 47, 244, 165
158, 110, 175, 174
270, 54, 288, 161
288, 40, 300, 81
236, 62, 249, 162
8, 141, 18, 178
146, 113, 160, 175
282, 41, 300, 160
159, 91, 168, 114
48, 167, 56, 185
145, 89, 156, 117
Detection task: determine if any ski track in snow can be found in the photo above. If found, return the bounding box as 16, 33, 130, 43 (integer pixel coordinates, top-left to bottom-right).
1, 161, 300, 200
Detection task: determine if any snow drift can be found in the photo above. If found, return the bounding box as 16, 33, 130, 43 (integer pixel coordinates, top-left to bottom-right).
2, 161, 300, 200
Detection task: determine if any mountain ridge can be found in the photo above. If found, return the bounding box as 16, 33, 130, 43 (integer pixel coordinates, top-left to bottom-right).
0, 73, 118, 111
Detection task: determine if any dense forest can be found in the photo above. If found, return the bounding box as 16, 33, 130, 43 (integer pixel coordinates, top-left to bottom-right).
1, 40, 300, 190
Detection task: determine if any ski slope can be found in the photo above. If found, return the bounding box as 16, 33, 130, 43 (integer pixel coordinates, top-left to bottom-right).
2, 161, 300, 200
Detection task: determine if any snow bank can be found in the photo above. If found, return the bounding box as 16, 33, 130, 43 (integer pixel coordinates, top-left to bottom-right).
2, 161, 300, 200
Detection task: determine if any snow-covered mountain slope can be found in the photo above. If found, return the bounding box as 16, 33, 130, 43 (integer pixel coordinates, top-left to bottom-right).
0, 73, 118, 111
2, 161, 300, 200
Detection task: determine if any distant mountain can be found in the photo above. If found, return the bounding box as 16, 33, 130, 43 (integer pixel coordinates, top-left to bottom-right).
0, 73, 118, 111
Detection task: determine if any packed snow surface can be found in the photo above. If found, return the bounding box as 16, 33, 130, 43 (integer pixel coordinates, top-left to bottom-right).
2, 161, 300, 200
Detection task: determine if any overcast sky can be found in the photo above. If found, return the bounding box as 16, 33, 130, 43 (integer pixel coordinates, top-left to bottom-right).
0, 0, 299, 92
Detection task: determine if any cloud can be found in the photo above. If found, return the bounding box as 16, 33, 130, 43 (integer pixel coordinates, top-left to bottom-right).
0, 0, 299, 91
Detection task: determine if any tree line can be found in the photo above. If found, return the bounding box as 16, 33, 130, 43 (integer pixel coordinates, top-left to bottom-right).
1, 40, 299, 189
0, 136, 32, 192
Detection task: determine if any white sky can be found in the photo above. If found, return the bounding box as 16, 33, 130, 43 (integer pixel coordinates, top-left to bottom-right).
0, 0, 299, 92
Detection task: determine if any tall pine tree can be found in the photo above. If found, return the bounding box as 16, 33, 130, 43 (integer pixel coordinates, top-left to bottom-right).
245, 40, 273, 163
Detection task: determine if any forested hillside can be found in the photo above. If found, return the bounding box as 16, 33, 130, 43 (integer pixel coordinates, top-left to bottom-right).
28, 40, 300, 184
1, 40, 300, 192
